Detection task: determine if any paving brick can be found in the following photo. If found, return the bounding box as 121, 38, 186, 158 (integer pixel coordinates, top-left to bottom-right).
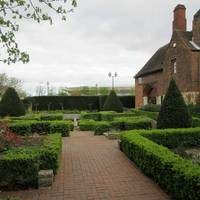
0, 131, 170, 200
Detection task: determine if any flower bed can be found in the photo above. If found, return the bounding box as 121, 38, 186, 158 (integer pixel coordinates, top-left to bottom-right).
120, 128, 200, 200
0, 133, 62, 190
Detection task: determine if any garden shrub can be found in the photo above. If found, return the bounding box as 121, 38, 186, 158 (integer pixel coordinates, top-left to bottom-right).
39, 133, 62, 174
40, 114, 63, 121
102, 90, 123, 112
188, 104, 200, 117
0, 147, 39, 190
30, 121, 51, 134
81, 112, 101, 121
9, 122, 32, 136
192, 117, 200, 127
157, 79, 192, 129
50, 121, 70, 137
120, 129, 200, 200
79, 120, 96, 131
94, 122, 110, 135
0, 87, 25, 117
140, 104, 161, 112
100, 111, 117, 121
123, 117, 153, 130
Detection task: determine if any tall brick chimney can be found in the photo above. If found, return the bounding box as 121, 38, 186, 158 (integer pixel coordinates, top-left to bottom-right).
193, 10, 200, 46
173, 4, 187, 32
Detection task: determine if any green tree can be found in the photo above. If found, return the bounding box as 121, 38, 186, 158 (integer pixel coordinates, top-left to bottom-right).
0, 73, 26, 97
103, 90, 123, 112
0, 0, 77, 64
0, 87, 26, 117
157, 79, 192, 129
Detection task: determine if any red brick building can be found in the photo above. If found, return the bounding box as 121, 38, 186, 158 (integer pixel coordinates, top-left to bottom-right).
135, 5, 200, 108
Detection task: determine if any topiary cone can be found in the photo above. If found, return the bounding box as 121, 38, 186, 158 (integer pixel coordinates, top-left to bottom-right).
102, 90, 123, 112
0, 87, 26, 117
157, 79, 192, 129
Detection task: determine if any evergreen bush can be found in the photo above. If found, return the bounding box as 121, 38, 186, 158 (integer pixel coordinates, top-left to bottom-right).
0, 87, 25, 117
102, 90, 123, 112
157, 79, 192, 129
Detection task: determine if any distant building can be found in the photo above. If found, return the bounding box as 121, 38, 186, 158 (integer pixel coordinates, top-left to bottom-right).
135, 5, 200, 108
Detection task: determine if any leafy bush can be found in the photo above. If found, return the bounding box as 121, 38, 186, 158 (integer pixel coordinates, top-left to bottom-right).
0, 124, 21, 151
50, 121, 70, 137
120, 129, 200, 200
188, 104, 200, 117
157, 79, 192, 129
140, 104, 161, 112
40, 114, 63, 121
192, 117, 200, 127
9, 122, 32, 136
81, 112, 101, 121
94, 122, 110, 135
124, 117, 153, 130
129, 109, 159, 120
39, 133, 62, 174
0, 147, 39, 190
0, 87, 25, 117
110, 117, 153, 131
100, 111, 117, 121
30, 121, 51, 134
79, 120, 96, 131
102, 90, 123, 112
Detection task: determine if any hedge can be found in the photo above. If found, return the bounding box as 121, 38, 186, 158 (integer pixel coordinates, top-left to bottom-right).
0, 147, 39, 190
81, 112, 101, 121
40, 114, 63, 121
50, 121, 70, 137
24, 95, 135, 111
94, 122, 110, 135
110, 117, 153, 131
120, 129, 200, 200
79, 120, 97, 131
192, 117, 200, 127
39, 133, 62, 174
0, 133, 62, 190
8, 120, 72, 137
9, 122, 32, 136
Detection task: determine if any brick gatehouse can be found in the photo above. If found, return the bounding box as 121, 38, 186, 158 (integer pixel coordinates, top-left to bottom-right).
135, 4, 200, 108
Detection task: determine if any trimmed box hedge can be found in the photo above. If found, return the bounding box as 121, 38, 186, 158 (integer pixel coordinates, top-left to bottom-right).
120, 128, 200, 200
8, 120, 72, 137
0, 133, 62, 190
50, 121, 70, 137
39, 133, 62, 174
40, 114, 63, 121
0, 147, 39, 190
94, 122, 110, 135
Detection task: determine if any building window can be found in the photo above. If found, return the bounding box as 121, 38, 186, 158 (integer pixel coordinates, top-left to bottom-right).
173, 42, 177, 48
171, 59, 177, 74
138, 77, 142, 84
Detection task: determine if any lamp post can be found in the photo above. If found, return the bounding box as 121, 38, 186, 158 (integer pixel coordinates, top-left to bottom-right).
108, 72, 118, 90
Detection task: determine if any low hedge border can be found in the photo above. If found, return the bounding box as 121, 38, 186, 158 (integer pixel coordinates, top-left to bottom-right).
40, 114, 63, 121
0, 133, 62, 190
8, 120, 73, 137
120, 128, 200, 200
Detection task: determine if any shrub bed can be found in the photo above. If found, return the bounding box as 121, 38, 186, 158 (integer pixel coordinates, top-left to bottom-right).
110, 117, 153, 131
0, 133, 62, 190
81, 112, 101, 121
8, 120, 72, 137
94, 122, 110, 135
79, 120, 96, 131
192, 117, 200, 127
120, 129, 200, 200
39, 133, 62, 174
50, 121, 70, 137
40, 114, 63, 121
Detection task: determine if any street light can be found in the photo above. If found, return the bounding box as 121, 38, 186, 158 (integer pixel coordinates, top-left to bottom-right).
108, 72, 118, 90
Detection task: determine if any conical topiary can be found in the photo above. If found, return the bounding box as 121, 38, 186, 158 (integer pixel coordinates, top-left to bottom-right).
157, 79, 192, 129
102, 90, 123, 112
0, 87, 26, 117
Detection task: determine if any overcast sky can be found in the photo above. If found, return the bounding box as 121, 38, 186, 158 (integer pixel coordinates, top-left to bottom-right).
0, 0, 199, 95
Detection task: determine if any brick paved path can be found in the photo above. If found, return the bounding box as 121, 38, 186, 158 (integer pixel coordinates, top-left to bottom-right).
0, 131, 170, 200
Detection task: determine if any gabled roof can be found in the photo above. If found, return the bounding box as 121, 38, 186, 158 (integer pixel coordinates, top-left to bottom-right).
135, 31, 200, 78
134, 44, 168, 78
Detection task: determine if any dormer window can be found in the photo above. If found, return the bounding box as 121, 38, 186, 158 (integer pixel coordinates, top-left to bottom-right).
138, 77, 142, 84
173, 42, 177, 48
171, 59, 177, 74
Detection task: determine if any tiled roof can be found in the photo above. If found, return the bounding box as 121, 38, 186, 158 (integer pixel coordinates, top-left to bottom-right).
134, 44, 168, 78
